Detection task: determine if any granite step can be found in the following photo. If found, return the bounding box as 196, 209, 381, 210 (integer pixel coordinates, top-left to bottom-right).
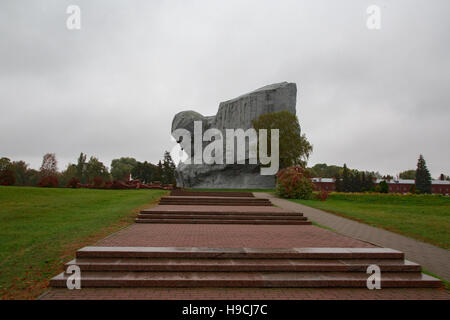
65, 258, 422, 272
159, 202, 273, 206
50, 271, 441, 288
135, 218, 311, 225
159, 199, 270, 203
170, 191, 254, 197
137, 214, 307, 220
159, 196, 271, 203
159, 200, 272, 206
140, 205, 302, 216
74, 247, 405, 260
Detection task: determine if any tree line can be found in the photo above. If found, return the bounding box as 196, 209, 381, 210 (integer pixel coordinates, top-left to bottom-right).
311, 155, 442, 194
0, 151, 176, 188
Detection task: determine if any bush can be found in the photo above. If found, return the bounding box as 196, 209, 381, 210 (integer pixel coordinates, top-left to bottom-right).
375, 180, 389, 193
66, 177, 80, 188
0, 169, 16, 186
316, 190, 329, 201
276, 166, 314, 199
38, 175, 59, 188
92, 176, 103, 188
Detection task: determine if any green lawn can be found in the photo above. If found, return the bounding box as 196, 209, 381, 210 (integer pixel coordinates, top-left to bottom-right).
292, 193, 450, 249
0, 186, 167, 299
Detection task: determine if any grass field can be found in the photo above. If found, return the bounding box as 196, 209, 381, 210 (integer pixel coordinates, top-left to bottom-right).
0, 186, 167, 299
292, 193, 450, 249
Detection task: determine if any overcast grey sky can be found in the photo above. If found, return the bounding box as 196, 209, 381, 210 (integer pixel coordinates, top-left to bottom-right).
1, 0, 449, 177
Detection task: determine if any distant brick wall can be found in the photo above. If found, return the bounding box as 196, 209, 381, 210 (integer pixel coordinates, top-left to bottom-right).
312, 181, 335, 192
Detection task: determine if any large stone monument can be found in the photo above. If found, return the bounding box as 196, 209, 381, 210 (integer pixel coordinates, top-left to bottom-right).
171, 82, 297, 188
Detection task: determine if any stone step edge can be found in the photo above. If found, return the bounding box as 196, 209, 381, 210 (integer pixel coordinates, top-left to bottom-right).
64, 258, 422, 272
134, 219, 311, 225
158, 203, 273, 206
140, 210, 303, 216
137, 213, 307, 221
49, 272, 442, 288
170, 192, 254, 197
137, 214, 307, 220
158, 201, 272, 204
75, 247, 405, 259
161, 196, 266, 200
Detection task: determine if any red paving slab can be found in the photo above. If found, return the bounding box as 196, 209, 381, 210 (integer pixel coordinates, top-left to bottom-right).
94, 224, 375, 248
40, 287, 449, 300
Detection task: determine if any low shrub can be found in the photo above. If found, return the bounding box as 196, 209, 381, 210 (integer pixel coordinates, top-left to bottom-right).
316, 190, 329, 201
0, 169, 16, 186
38, 175, 59, 188
66, 177, 80, 188
276, 166, 314, 199
92, 176, 104, 188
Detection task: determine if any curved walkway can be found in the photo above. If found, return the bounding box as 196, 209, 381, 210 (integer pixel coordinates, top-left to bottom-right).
254, 193, 450, 282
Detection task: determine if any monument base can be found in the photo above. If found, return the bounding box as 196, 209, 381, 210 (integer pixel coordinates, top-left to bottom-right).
175, 163, 276, 189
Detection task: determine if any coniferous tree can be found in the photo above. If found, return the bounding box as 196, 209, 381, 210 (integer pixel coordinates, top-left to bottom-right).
162, 151, 176, 184
334, 173, 342, 192
154, 160, 163, 183
352, 172, 361, 192
361, 172, 366, 191
415, 154, 431, 194
76, 152, 87, 184
342, 164, 351, 192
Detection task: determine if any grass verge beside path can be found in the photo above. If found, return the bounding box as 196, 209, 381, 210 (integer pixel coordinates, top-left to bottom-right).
292, 193, 450, 250
0, 186, 167, 299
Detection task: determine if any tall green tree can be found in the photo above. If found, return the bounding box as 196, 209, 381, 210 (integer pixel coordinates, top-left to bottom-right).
162, 151, 176, 184
86, 157, 110, 183
376, 180, 389, 193
40, 153, 58, 177
111, 157, 137, 181
131, 161, 156, 184
25, 169, 40, 186
154, 160, 163, 182
76, 153, 87, 184
0, 157, 11, 172
363, 173, 375, 191
11, 161, 29, 185
252, 110, 313, 169
60, 164, 78, 187
334, 173, 343, 192
415, 154, 431, 194
0, 157, 15, 186
342, 164, 351, 192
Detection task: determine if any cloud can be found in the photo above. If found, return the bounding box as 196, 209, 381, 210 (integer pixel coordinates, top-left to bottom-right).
0, 0, 449, 177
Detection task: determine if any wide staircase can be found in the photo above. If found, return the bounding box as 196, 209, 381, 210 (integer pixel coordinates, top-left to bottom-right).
49, 191, 442, 290
135, 190, 311, 225
50, 246, 441, 288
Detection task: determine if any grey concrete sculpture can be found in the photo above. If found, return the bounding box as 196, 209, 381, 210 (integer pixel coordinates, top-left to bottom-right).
171, 82, 297, 188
